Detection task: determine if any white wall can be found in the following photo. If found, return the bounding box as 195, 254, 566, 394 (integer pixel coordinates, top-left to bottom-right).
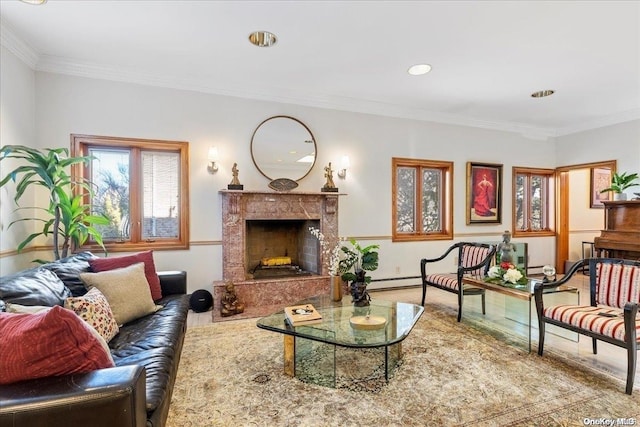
556, 120, 640, 193
567, 169, 603, 261
0, 65, 559, 291
0, 46, 38, 274
557, 121, 640, 264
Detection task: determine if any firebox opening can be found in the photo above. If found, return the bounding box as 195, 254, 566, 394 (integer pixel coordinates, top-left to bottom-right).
245, 219, 320, 280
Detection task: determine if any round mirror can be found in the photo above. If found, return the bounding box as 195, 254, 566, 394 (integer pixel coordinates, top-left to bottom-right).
250, 116, 317, 181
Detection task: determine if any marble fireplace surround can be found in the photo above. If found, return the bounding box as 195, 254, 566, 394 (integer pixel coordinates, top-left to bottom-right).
213, 190, 341, 320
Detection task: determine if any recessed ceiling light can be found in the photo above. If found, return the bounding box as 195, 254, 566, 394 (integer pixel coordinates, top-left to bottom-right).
531, 90, 555, 98
19, 0, 47, 4
407, 64, 432, 76
249, 31, 277, 47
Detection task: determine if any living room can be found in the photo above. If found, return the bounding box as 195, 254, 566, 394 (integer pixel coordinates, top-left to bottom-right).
1, 1, 638, 292
1, 1, 639, 425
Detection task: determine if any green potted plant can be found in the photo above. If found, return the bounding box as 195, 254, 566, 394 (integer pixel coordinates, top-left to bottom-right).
338, 239, 379, 306
339, 239, 380, 284
600, 171, 640, 201
0, 145, 109, 262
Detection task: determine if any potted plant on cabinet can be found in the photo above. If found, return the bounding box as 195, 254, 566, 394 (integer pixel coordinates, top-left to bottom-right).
600, 171, 640, 201
0, 145, 109, 262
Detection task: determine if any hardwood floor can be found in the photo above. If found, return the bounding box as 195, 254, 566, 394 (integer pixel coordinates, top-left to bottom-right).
187, 274, 638, 387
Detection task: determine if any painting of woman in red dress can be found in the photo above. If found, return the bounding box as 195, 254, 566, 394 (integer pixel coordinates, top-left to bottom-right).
467, 162, 502, 224
473, 172, 495, 216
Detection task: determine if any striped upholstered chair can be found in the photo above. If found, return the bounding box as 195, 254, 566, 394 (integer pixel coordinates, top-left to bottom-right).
420, 242, 496, 322
534, 258, 640, 394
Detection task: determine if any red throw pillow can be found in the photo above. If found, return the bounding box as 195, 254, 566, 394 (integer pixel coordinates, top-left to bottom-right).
89, 251, 162, 301
0, 306, 115, 385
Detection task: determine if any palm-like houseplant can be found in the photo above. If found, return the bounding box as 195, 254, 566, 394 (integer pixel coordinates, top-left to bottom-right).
339, 239, 380, 284
600, 171, 640, 200
0, 145, 108, 261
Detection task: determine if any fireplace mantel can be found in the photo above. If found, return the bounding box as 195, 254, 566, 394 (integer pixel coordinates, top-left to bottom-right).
213, 189, 343, 320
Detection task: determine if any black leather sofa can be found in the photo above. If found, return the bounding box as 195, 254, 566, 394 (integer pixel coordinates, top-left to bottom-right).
0, 252, 190, 427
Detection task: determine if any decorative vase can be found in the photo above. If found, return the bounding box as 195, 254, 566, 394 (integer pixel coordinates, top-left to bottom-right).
330, 275, 343, 302
350, 270, 370, 307
614, 193, 627, 201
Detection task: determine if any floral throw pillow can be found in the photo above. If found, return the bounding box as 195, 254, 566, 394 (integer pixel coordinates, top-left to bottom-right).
65, 287, 119, 342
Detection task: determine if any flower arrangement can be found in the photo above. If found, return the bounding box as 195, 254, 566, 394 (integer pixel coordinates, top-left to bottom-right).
485, 261, 527, 287
309, 227, 344, 276
308, 227, 379, 283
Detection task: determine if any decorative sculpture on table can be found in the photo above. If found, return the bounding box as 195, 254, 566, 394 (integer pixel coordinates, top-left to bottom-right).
497, 230, 516, 264
220, 282, 245, 317
350, 270, 371, 307
322, 162, 338, 192
228, 163, 244, 190
542, 265, 557, 283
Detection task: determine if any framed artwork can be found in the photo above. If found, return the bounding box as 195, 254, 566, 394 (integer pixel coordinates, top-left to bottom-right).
466, 162, 502, 224
590, 167, 612, 208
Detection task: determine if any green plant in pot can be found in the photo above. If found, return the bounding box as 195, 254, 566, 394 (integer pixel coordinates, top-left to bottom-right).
0, 145, 109, 262
600, 171, 640, 201
339, 239, 379, 306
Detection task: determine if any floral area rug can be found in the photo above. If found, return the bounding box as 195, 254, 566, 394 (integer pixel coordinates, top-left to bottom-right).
166, 302, 640, 426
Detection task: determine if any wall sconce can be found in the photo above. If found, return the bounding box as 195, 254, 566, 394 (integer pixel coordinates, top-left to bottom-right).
337, 155, 350, 179
207, 147, 219, 174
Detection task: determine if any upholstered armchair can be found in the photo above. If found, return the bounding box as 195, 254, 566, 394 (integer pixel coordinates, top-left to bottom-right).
534, 258, 640, 395
420, 242, 496, 322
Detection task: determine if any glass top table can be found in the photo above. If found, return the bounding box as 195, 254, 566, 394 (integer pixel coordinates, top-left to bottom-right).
256, 294, 424, 387
462, 276, 579, 351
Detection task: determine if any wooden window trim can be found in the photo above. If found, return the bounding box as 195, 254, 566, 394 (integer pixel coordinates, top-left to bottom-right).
512, 166, 554, 238
392, 157, 453, 242
71, 134, 190, 252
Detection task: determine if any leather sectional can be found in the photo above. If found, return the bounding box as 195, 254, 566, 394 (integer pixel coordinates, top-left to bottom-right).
0, 252, 190, 427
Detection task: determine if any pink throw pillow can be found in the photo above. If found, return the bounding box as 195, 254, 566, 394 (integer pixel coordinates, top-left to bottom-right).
89, 251, 162, 301
0, 306, 115, 385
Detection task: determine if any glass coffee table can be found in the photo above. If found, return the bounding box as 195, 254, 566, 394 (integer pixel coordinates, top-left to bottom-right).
462, 276, 579, 351
256, 294, 423, 388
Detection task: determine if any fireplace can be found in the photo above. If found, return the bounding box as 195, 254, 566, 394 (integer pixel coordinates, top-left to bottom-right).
213, 190, 340, 320
246, 219, 319, 279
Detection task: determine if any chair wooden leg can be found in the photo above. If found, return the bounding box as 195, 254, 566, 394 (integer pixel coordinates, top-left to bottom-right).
592, 337, 598, 355
421, 283, 426, 307
537, 321, 546, 356
626, 342, 637, 395
481, 292, 486, 315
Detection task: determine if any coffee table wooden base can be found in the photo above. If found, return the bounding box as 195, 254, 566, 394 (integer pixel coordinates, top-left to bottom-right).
284, 335, 295, 376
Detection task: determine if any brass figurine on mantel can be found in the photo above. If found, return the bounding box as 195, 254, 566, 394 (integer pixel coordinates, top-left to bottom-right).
321, 162, 338, 193
228, 163, 244, 190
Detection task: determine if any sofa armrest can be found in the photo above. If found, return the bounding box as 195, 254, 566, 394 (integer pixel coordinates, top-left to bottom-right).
158, 270, 187, 295
0, 365, 146, 427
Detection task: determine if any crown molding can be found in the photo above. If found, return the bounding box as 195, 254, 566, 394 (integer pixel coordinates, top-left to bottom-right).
0, 20, 39, 69
36, 55, 561, 139
554, 108, 640, 137
26, 50, 640, 140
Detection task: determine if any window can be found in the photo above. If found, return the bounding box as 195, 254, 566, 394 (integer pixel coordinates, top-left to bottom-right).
392, 157, 453, 242
71, 134, 190, 251
513, 167, 554, 237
